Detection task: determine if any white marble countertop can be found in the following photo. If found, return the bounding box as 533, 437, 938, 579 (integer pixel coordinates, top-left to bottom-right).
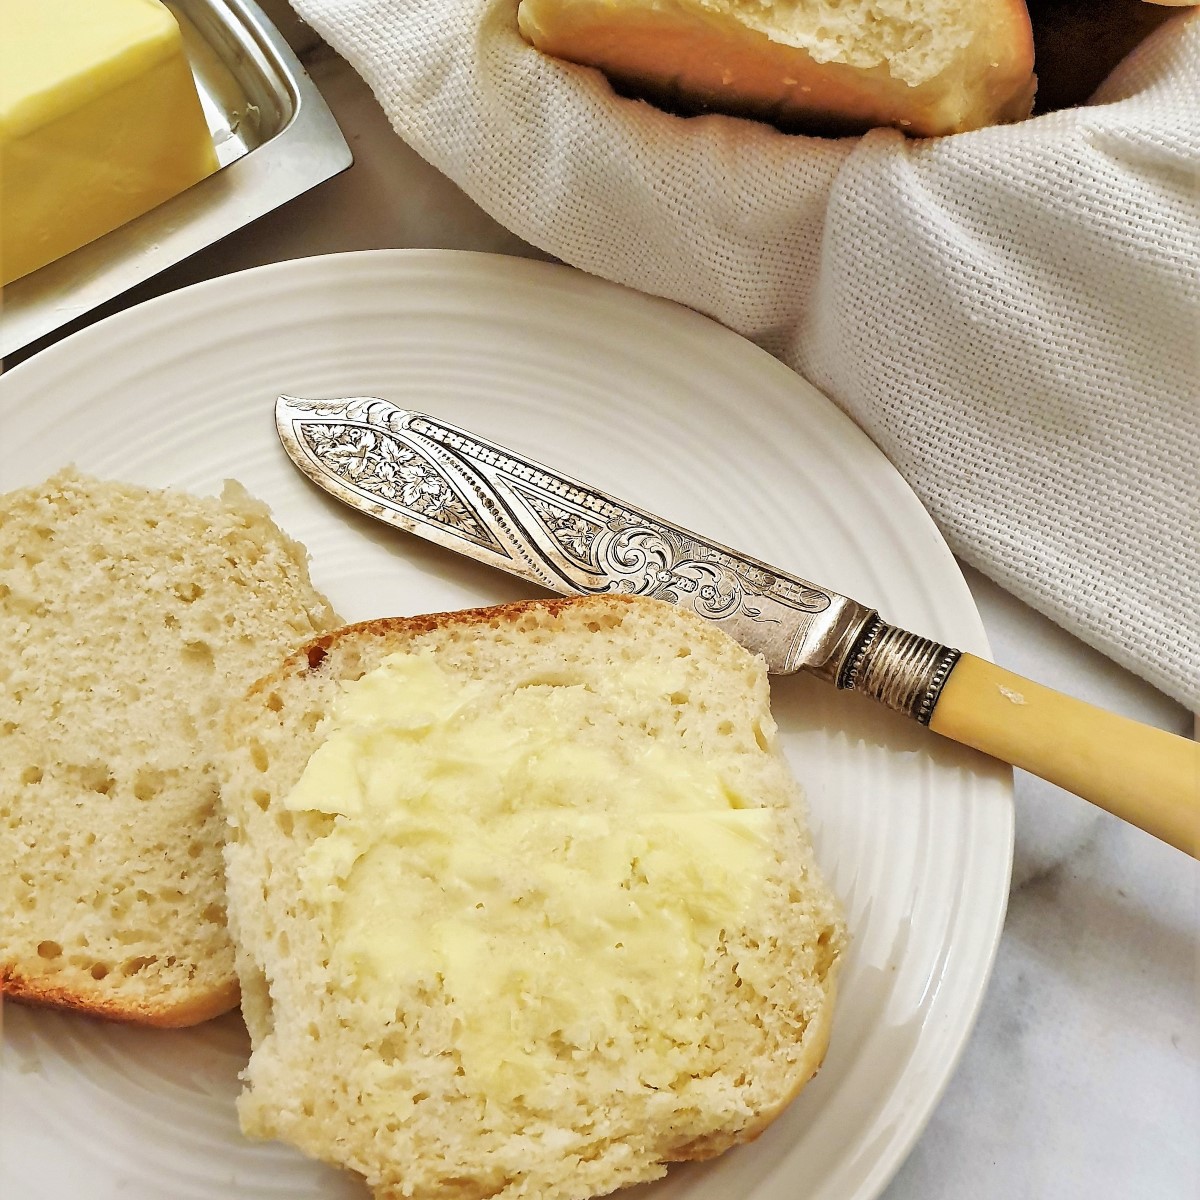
8, 5, 1197, 1196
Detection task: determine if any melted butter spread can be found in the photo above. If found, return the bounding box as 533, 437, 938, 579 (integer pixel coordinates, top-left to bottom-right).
286, 652, 774, 1101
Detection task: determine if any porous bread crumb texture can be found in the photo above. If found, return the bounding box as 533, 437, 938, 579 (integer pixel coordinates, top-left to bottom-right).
222, 595, 846, 1200
0, 468, 337, 1026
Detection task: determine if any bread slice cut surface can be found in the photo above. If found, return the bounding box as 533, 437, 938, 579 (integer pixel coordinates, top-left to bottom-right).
0, 468, 337, 1027
222, 594, 846, 1200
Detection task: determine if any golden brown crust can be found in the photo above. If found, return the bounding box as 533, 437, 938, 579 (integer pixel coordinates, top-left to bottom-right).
1, 966, 239, 1029
254, 594, 647, 691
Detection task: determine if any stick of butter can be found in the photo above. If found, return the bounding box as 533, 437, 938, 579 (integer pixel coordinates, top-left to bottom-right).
0, 0, 218, 286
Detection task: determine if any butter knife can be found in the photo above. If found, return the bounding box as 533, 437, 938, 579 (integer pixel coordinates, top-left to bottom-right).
276, 394, 1199, 857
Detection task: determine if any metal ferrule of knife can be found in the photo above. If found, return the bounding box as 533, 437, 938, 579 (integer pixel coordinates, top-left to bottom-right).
276, 394, 961, 724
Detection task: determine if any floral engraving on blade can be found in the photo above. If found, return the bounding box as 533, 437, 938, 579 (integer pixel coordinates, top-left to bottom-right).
299, 422, 491, 544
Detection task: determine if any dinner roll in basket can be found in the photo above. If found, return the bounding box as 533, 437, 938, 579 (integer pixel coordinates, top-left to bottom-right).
517, 0, 1038, 137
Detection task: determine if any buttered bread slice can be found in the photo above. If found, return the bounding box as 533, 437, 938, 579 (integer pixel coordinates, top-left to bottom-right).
221, 594, 846, 1200
0, 469, 337, 1026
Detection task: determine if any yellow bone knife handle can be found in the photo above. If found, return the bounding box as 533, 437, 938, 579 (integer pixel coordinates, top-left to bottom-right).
928, 653, 1200, 857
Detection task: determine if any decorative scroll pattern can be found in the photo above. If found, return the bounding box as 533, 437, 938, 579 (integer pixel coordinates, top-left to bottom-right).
511, 483, 800, 620
409, 414, 832, 621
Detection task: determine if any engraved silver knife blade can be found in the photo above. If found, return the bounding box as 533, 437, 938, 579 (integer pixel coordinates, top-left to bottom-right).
275, 394, 959, 722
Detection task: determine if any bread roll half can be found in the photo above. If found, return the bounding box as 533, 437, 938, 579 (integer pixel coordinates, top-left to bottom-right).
221, 595, 846, 1200
0, 470, 337, 1027
518, 0, 1037, 136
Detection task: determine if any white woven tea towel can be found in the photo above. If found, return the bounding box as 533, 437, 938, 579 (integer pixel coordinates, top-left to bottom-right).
291, 0, 1200, 710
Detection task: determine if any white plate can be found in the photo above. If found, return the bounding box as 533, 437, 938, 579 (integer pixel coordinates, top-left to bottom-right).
0, 250, 1012, 1200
